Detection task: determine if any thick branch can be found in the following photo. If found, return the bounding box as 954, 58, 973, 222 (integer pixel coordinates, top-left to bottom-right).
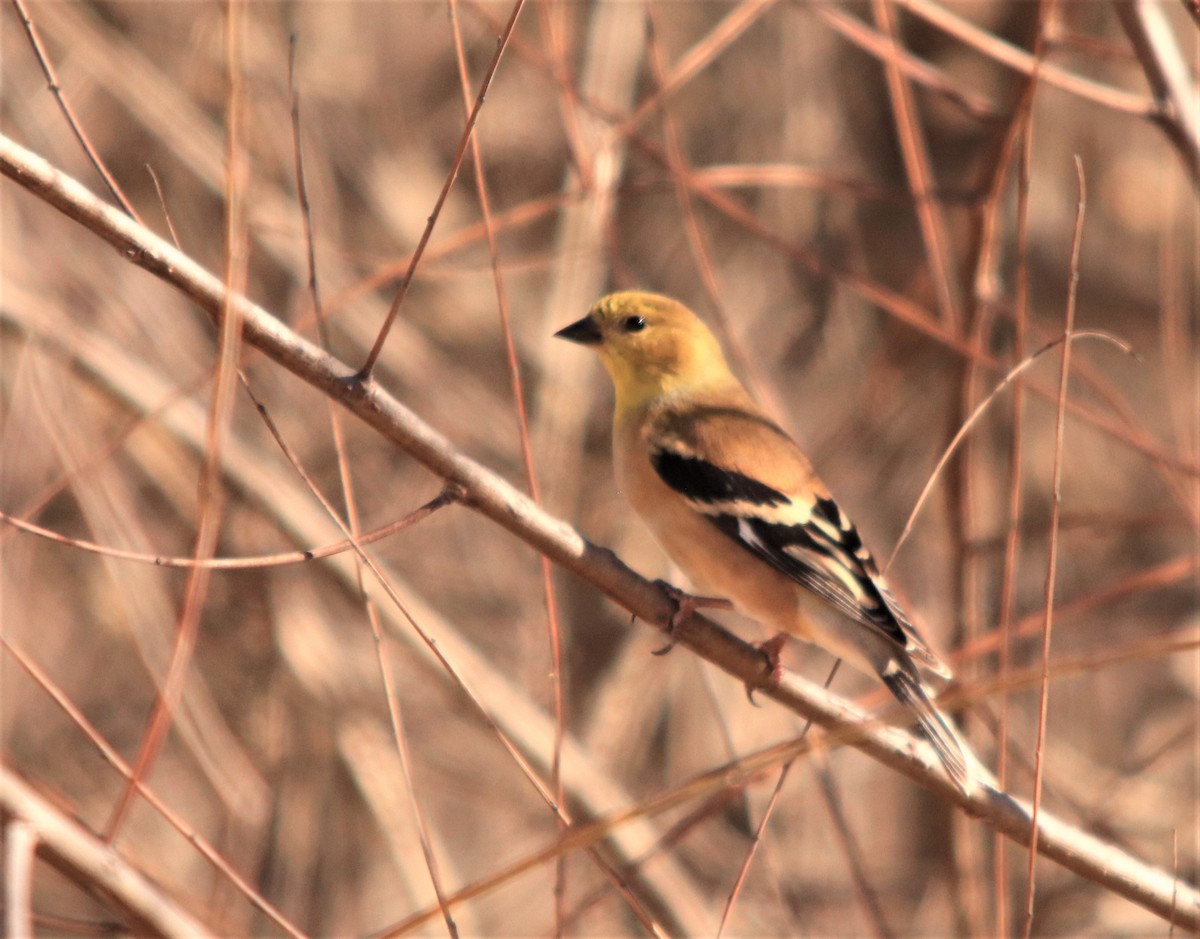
1115, 0, 1200, 187
0, 768, 208, 937
2, 133, 1197, 932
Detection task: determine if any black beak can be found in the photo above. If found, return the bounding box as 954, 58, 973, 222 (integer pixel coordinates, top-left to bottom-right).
554, 315, 603, 345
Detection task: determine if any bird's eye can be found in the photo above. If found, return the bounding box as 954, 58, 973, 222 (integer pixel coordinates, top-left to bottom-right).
622, 315, 646, 333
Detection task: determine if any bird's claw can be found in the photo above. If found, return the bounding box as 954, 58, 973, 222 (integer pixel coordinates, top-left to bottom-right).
744, 632, 788, 705
649, 580, 732, 656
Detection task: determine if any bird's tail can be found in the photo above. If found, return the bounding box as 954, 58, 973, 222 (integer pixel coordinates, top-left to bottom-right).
880, 663, 977, 795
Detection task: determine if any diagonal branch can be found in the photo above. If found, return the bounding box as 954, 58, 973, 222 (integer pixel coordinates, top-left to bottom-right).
2, 132, 1197, 932
1114, 0, 1200, 186
0, 768, 210, 938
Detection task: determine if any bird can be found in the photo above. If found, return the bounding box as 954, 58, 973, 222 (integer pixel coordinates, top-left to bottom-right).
555, 289, 979, 794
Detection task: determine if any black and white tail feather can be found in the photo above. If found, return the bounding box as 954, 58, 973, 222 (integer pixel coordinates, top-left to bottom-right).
880, 661, 973, 793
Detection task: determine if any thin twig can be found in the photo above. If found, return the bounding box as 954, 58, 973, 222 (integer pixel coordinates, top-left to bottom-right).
103, 0, 249, 839
885, 330, 1132, 573
872, 0, 960, 330
144, 164, 180, 247
1, 638, 306, 936
814, 762, 894, 939
958, 3, 1046, 922
994, 8, 1046, 927
533, 0, 592, 187
810, 3, 998, 121
9, 0, 140, 220
874, 15, 983, 921
0, 495, 456, 569
243, 368, 471, 934
1114, 0, 1200, 186
716, 758, 798, 939
1022, 154, 1087, 939
288, 37, 459, 936
718, 663, 840, 938
359, 0, 527, 378
896, 0, 1156, 118
617, 0, 777, 139
642, 9, 783, 421
444, 3, 569, 933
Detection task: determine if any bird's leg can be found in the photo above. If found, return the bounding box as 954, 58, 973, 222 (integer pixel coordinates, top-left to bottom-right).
755, 633, 788, 680
649, 580, 733, 656
744, 632, 789, 704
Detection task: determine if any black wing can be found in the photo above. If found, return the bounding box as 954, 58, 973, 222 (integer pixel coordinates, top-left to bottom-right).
651, 447, 915, 653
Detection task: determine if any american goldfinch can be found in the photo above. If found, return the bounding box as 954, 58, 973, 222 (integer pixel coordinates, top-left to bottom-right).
556, 290, 977, 793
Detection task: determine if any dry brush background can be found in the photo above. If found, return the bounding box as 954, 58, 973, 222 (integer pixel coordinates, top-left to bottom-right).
1, 1, 1198, 936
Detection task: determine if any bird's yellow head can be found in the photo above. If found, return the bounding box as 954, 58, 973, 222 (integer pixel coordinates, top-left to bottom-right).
555, 291, 732, 411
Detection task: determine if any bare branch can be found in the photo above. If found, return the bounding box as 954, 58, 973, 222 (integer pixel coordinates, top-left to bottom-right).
0, 767, 209, 937
1114, 0, 1200, 186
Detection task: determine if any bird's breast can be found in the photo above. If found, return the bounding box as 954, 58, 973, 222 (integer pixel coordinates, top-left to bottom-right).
612, 415, 806, 636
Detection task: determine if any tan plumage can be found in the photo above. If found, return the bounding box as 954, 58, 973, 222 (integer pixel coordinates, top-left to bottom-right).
556, 290, 979, 793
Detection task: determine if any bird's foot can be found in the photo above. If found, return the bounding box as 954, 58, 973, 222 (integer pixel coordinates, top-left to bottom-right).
744, 632, 789, 705
649, 580, 733, 656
